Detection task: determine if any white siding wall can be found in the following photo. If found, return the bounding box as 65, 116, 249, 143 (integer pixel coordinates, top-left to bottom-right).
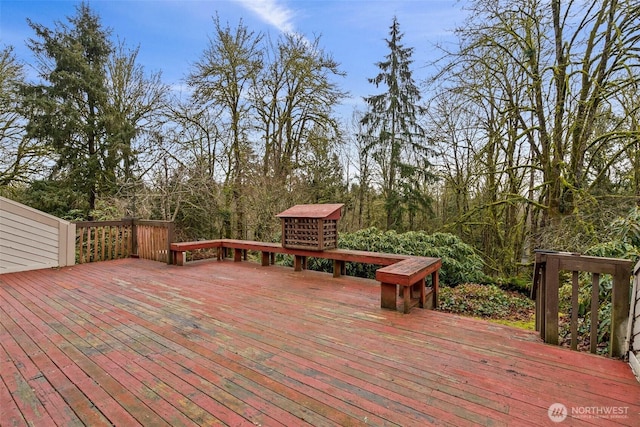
0, 197, 75, 274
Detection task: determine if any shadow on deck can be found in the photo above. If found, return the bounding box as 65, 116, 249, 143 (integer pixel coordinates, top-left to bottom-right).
1, 258, 638, 426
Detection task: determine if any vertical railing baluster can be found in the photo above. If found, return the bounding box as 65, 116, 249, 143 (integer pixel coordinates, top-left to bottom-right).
571, 271, 579, 351
127, 224, 132, 256
106, 226, 111, 259
590, 273, 600, 354
119, 225, 125, 258
141, 225, 146, 260
93, 227, 98, 261
78, 227, 84, 264
87, 227, 93, 263
100, 227, 106, 261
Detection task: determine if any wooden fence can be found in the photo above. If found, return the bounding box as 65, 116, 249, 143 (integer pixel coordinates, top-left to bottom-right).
75, 218, 174, 264
532, 251, 633, 358
135, 220, 174, 262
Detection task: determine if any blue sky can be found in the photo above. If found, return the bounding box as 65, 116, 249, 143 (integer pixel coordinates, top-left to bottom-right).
1, 0, 467, 114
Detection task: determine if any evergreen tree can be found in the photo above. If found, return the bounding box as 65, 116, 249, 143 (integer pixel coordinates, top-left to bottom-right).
361, 16, 432, 230
22, 2, 113, 217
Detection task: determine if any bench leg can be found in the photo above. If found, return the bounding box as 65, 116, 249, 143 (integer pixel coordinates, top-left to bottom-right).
410, 278, 426, 308
174, 251, 185, 266
381, 282, 397, 310
432, 270, 439, 308
333, 260, 344, 278
402, 286, 411, 314
261, 251, 270, 266
217, 247, 222, 261
234, 248, 242, 262
294, 255, 303, 271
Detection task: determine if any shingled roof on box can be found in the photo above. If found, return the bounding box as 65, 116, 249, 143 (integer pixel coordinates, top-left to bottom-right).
276, 203, 344, 220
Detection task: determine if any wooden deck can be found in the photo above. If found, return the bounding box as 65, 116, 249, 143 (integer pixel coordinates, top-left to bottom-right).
1, 258, 639, 426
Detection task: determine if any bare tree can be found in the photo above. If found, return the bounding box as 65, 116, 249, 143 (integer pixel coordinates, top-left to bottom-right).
0, 46, 50, 187
188, 15, 263, 238
253, 33, 346, 184
432, 0, 640, 268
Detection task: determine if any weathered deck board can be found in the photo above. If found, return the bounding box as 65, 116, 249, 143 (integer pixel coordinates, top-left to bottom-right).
1, 258, 639, 426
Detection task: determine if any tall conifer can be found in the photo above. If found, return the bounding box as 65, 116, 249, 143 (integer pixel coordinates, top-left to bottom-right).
361, 16, 432, 230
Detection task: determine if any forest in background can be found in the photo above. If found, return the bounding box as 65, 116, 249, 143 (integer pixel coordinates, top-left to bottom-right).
1, 0, 639, 279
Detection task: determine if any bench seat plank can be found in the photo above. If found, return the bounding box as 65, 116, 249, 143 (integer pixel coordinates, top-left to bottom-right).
376, 257, 441, 285
170, 240, 222, 251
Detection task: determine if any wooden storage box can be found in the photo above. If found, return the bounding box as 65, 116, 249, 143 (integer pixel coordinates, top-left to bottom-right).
276, 204, 343, 251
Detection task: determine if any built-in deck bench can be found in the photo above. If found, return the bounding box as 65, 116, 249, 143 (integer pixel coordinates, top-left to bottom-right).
170, 238, 441, 313
376, 256, 441, 314
170, 239, 287, 266
170, 240, 222, 266
217, 240, 287, 266
284, 247, 407, 275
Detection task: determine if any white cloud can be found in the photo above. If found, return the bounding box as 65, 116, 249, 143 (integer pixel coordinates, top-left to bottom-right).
234, 0, 296, 34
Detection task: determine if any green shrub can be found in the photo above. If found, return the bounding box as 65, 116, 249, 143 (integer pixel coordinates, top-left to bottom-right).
343, 228, 486, 285
438, 283, 534, 319
295, 228, 485, 285
486, 275, 531, 295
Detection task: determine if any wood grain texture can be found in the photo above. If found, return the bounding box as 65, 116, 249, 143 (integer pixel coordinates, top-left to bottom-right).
1, 258, 639, 426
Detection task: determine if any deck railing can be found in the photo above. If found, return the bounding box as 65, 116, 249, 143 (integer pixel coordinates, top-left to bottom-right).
74, 218, 174, 264
532, 251, 633, 358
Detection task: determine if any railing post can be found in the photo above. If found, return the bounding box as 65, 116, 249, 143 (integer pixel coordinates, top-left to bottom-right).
533, 256, 546, 337
130, 218, 139, 258
167, 222, 175, 265
544, 256, 560, 346
611, 263, 631, 357
590, 273, 600, 354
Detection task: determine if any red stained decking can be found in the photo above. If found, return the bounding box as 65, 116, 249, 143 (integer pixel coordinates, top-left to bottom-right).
1, 258, 639, 426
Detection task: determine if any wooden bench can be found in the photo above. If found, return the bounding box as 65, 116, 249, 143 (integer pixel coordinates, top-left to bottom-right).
218, 239, 287, 266
170, 238, 442, 314
170, 240, 222, 266
277, 247, 406, 275
171, 239, 287, 266
376, 257, 441, 314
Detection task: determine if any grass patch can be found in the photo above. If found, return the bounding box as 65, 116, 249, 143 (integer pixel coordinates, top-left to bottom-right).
488, 318, 536, 330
